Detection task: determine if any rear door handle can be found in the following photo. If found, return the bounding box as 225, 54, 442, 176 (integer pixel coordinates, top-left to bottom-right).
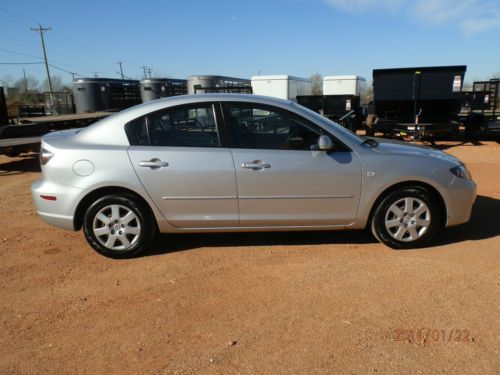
241, 161, 271, 170
139, 159, 169, 169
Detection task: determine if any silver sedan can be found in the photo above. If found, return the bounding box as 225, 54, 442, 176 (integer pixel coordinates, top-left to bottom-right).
32, 94, 476, 257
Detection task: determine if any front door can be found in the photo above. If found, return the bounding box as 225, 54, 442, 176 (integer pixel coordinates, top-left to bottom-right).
223, 102, 362, 227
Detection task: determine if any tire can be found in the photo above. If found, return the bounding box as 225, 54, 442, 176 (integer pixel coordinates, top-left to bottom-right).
83, 194, 157, 258
371, 186, 442, 249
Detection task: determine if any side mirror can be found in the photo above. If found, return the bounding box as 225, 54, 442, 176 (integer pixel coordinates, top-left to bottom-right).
318, 135, 334, 151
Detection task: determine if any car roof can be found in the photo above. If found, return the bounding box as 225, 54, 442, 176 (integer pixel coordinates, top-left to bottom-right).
140, 93, 295, 109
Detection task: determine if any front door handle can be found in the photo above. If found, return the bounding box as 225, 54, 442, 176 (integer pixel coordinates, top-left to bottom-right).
139, 158, 169, 169
241, 161, 271, 170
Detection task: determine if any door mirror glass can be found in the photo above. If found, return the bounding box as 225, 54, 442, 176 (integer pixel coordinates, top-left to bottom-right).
318, 135, 334, 151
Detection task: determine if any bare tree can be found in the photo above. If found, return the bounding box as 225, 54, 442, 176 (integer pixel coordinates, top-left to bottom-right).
1, 74, 15, 88
40, 75, 67, 92
14, 76, 39, 93
363, 81, 374, 103
310, 73, 323, 95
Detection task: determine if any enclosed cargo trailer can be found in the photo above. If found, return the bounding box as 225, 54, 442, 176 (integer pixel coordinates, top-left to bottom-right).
323, 75, 366, 98
251, 75, 311, 102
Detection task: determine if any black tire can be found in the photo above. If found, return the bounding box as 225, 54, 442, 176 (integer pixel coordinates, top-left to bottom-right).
83, 194, 157, 258
371, 186, 442, 249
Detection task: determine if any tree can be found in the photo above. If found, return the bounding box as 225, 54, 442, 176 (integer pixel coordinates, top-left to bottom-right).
14, 76, 39, 93
1, 74, 15, 88
310, 73, 323, 95
40, 75, 67, 92
363, 81, 374, 103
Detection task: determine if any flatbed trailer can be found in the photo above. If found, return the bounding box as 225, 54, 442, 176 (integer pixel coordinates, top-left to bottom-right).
459, 79, 500, 133
0, 112, 112, 157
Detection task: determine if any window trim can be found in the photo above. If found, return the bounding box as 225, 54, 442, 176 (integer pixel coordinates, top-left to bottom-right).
125, 102, 227, 148
220, 101, 351, 152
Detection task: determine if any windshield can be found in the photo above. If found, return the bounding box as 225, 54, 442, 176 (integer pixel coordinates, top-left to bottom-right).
291, 102, 367, 144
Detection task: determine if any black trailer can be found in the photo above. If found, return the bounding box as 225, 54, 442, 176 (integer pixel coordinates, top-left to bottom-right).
296, 94, 363, 131
372, 65, 466, 140
73, 78, 141, 113
140, 78, 187, 102
461, 79, 500, 133
0, 87, 8, 126
187, 75, 252, 95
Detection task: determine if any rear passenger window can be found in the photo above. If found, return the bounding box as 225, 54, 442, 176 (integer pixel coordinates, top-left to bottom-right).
127, 104, 220, 147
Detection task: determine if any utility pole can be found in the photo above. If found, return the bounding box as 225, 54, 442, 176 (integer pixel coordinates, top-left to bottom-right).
146, 68, 153, 79
22, 68, 28, 93
69, 72, 77, 81
140, 66, 148, 79
117, 61, 125, 81
31, 24, 54, 113
94, 72, 99, 78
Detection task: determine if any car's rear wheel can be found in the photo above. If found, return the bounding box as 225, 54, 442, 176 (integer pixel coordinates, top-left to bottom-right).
371, 186, 442, 249
83, 194, 156, 258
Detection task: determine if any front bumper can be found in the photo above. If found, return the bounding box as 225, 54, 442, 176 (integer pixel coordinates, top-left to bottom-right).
31, 178, 82, 231
443, 177, 477, 227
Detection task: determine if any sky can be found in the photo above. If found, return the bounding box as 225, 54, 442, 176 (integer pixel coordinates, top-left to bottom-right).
0, 0, 499, 86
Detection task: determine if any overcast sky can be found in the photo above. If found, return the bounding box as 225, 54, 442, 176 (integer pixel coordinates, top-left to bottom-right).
0, 0, 499, 85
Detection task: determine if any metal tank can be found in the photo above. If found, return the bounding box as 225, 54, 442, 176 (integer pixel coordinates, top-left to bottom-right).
140, 78, 187, 102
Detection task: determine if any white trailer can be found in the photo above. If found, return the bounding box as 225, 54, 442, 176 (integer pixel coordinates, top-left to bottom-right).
251, 75, 311, 102
323, 75, 366, 97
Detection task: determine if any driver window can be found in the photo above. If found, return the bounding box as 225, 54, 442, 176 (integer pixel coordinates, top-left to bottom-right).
226, 104, 321, 150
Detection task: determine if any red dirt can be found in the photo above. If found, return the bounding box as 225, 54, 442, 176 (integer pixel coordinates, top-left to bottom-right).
1, 141, 499, 374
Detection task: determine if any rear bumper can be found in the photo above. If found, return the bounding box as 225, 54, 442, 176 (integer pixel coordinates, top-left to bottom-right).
31, 178, 81, 231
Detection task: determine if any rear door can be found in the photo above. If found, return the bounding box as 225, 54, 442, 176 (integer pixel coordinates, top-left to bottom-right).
127, 103, 238, 228
222, 102, 362, 227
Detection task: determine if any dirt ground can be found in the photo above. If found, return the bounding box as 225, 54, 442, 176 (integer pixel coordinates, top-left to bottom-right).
0, 140, 499, 374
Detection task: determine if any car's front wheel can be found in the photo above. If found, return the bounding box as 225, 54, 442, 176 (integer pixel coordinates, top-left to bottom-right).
371, 186, 442, 249
83, 194, 156, 258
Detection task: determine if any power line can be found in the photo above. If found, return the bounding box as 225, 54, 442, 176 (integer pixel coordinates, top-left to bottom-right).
0, 62, 43, 65
0, 6, 38, 25
0, 47, 41, 59
0, 47, 99, 76
48, 63, 83, 78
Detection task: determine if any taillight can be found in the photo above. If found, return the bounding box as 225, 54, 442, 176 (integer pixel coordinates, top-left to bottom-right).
40, 147, 54, 165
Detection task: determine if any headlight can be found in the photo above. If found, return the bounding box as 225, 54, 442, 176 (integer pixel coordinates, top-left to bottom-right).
450, 164, 471, 180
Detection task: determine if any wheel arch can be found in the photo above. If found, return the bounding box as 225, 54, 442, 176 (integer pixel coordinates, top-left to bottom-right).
367, 180, 447, 229
73, 186, 157, 231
